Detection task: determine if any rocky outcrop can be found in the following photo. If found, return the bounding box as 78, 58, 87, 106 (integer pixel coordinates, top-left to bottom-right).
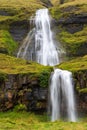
58, 13, 87, 25
0, 74, 48, 112
74, 71, 87, 115
10, 20, 29, 43
0, 71, 87, 115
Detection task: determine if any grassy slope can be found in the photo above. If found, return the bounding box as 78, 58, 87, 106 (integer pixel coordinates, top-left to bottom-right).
0, 53, 52, 88
57, 55, 87, 72
0, 111, 87, 130
0, 53, 51, 75
0, 30, 17, 55
50, 0, 87, 57
0, 0, 44, 54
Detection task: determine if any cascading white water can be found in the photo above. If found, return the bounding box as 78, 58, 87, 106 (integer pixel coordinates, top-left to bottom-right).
17, 8, 77, 122
35, 9, 59, 66
50, 69, 77, 122
17, 28, 35, 60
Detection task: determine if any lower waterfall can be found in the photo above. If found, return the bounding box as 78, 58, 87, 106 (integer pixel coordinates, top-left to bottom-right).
49, 69, 77, 122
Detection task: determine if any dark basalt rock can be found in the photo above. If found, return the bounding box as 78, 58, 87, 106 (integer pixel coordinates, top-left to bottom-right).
0, 10, 10, 16
0, 71, 87, 114
74, 71, 87, 115
0, 74, 48, 112
63, 24, 83, 34
58, 13, 87, 25
10, 20, 29, 43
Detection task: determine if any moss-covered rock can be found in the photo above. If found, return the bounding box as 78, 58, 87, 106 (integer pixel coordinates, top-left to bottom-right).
49, 0, 87, 57
0, 0, 46, 55
0, 53, 52, 111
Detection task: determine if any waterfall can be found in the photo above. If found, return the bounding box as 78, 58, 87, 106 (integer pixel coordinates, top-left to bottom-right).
35, 9, 59, 66
17, 8, 77, 122
49, 69, 77, 122
17, 9, 60, 65
17, 28, 35, 60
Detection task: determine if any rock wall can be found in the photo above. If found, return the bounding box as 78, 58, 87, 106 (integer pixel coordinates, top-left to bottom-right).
74, 71, 87, 115
0, 71, 87, 116
0, 74, 48, 112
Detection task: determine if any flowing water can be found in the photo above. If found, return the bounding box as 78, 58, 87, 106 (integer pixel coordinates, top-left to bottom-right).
17, 28, 35, 60
17, 8, 77, 122
50, 69, 77, 122
35, 9, 59, 66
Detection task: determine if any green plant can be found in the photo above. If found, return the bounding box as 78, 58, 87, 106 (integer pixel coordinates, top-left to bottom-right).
13, 104, 27, 112
39, 70, 51, 87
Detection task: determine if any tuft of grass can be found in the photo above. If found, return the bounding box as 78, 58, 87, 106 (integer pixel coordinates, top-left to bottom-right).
0, 30, 17, 55
58, 25, 87, 56
57, 55, 87, 72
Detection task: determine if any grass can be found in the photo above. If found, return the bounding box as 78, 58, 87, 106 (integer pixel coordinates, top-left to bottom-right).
57, 55, 87, 72
0, 53, 52, 87
0, 53, 52, 74
0, 0, 44, 23
58, 25, 87, 56
0, 111, 87, 130
0, 0, 45, 54
50, 0, 87, 20
49, 0, 87, 57
0, 30, 17, 55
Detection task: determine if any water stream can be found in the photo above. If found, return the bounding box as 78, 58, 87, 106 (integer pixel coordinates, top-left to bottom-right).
50, 69, 77, 122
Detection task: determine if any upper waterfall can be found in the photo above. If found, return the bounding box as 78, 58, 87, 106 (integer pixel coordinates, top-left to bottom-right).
35, 9, 59, 66
17, 8, 61, 66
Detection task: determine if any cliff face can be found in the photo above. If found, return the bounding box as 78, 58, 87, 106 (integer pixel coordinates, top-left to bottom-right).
0, 63, 87, 114
50, 1, 87, 57
0, 54, 51, 112
0, 0, 87, 115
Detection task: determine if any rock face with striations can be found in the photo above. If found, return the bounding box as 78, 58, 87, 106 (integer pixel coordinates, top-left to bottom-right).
0, 71, 87, 115
0, 74, 48, 112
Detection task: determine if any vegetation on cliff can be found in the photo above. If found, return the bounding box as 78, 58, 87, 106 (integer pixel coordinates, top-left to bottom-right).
0, 30, 17, 54
0, 0, 87, 123
0, 0, 45, 54
58, 55, 87, 72
50, 0, 87, 57
0, 53, 52, 88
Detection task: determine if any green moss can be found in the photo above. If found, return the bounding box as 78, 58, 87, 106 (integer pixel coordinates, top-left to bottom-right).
50, 0, 87, 21
38, 69, 52, 87
49, 6, 62, 20
0, 54, 52, 88
58, 26, 87, 56
0, 30, 17, 55
0, 53, 52, 74
0, 72, 6, 82
57, 55, 87, 72
79, 88, 87, 93
14, 104, 27, 112
0, 0, 44, 26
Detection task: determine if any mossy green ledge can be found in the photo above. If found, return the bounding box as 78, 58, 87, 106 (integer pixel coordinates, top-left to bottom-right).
57, 55, 87, 94
0, 53, 52, 88
49, 1, 87, 57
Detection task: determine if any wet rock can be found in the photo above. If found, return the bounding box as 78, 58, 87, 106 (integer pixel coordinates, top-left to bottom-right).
10, 20, 29, 43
